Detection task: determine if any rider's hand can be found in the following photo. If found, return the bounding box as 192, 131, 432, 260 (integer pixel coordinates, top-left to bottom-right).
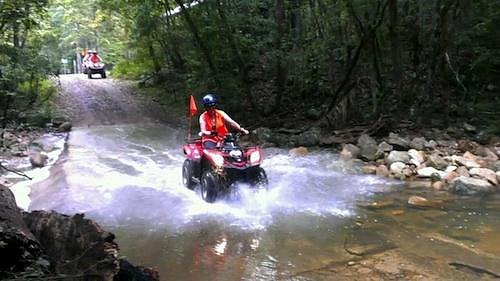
240, 128, 249, 135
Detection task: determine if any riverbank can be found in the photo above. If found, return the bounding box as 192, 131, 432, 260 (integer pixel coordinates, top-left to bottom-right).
251, 123, 500, 199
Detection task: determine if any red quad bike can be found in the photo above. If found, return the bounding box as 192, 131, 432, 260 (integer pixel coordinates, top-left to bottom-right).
182, 133, 268, 203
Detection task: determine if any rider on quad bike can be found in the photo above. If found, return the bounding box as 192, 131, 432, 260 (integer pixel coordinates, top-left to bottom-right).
199, 93, 249, 148
182, 93, 268, 203
82, 50, 106, 79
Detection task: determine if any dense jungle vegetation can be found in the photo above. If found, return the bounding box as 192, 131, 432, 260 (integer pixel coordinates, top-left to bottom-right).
1, 0, 499, 139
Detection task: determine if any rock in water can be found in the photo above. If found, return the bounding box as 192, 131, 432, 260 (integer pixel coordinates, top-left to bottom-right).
407, 195, 444, 208
29, 151, 48, 167
451, 176, 495, 195
58, 122, 72, 132
289, 146, 309, 156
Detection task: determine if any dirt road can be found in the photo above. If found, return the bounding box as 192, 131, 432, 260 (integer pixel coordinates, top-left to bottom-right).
56, 74, 183, 127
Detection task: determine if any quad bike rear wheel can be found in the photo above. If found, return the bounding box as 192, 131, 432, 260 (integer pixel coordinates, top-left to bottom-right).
201, 170, 219, 203
182, 159, 196, 190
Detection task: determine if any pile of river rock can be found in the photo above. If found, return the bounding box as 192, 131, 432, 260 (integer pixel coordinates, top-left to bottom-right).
252, 126, 500, 195
340, 132, 500, 195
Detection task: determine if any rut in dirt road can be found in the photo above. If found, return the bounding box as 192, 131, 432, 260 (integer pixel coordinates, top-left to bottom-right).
56, 74, 182, 127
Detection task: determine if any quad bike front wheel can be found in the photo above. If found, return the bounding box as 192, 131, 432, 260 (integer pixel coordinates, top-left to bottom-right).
182, 159, 196, 190
248, 167, 268, 188
201, 170, 219, 203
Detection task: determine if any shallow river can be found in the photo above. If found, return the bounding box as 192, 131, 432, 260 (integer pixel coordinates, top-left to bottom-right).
25, 124, 500, 280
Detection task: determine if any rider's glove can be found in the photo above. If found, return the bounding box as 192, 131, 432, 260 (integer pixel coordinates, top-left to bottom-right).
240, 128, 249, 135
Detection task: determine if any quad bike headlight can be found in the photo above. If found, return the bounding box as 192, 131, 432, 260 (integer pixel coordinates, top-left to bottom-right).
249, 151, 261, 165
229, 150, 243, 160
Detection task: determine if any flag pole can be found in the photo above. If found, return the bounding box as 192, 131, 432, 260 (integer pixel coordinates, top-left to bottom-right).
187, 95, 197, 141
188, 114, 192, 140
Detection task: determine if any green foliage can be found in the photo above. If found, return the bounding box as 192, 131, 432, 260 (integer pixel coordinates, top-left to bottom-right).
0, 0, 54, 128
112, 59, 154, 79
14, 0, 495, 131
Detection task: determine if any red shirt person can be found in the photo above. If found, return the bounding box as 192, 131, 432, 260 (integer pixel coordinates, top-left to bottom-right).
199, 93, 248, 148
89, 52, 101, 63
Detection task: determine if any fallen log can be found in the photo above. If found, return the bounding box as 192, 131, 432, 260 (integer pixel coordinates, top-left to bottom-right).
23, 211, 120, 280
0, 185, 42, 273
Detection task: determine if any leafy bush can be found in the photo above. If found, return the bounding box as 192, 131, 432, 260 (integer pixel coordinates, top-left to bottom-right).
111, 60, 154, 79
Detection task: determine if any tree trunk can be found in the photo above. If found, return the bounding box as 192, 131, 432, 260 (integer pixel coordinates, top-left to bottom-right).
272, 0, 286, 113
290, 0, 303, 50
426, 0, 454, 125
148, 40, 161, 73
159, 1, 185, 72
173, 0, 218, 81
308, 0, 324, 39
371, 36, 384, 114
215, 0, 257, 113
389, 0, 402, 101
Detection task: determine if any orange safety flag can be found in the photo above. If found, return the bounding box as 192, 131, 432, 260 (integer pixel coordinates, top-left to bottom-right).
189, 95, 197, 117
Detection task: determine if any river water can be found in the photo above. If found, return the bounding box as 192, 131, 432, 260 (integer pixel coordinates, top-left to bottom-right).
25, 124, 500, 280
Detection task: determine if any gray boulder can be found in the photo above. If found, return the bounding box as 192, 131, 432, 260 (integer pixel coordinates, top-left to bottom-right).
490, 161, 500, 172
58, 122, 72, 132
410, 137, 426, 150
469, 168, 498, 185
450, 155, 481, 169
295, 128, 321, 147
376, 165, 390, 177
378, 141, 393, 153
340, 144, 360, 160
390, 162, 406, 178
387, 151, 410, 165
30, 152, 48, 168
456, 166, 470, 177
387, 133, 410, 150
417, 167, 446, 179
451, 176, 495, 195
426, 154, 448, 170
408, 149, 425, 166
357, 134, 380, 161
424, 140, 438, 150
